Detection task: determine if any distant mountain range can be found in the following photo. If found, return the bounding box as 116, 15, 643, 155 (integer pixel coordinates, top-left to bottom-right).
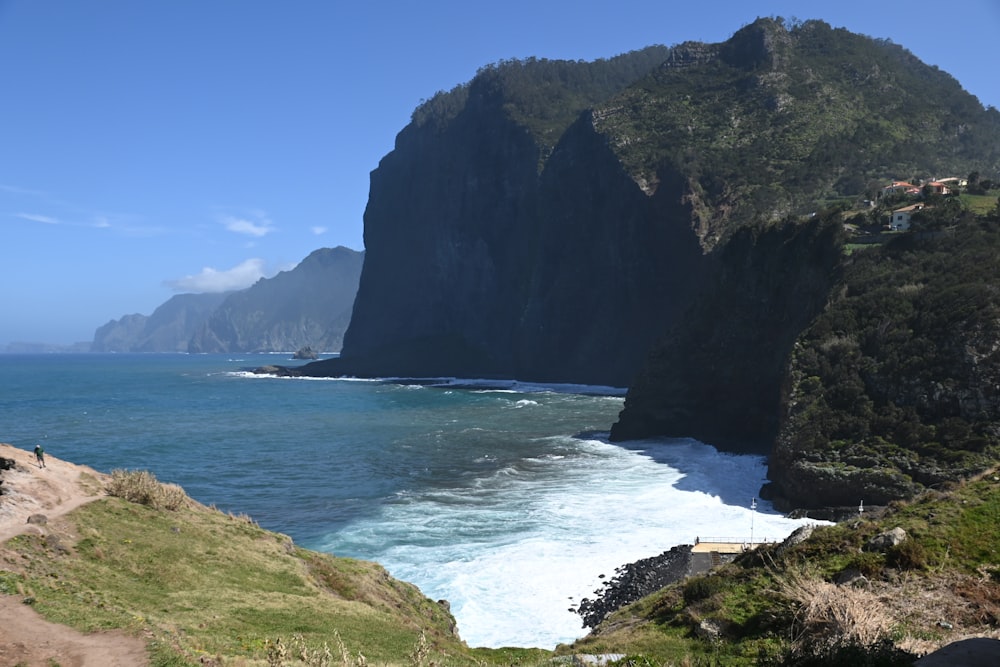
91, 246, 363, 354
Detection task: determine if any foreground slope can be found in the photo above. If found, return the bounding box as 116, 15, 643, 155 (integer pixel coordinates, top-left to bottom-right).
0, 444, 538, 666
5, 443, 999, 666
561, 470, 1000, 665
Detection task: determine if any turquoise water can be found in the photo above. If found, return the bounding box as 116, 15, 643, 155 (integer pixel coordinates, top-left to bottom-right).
0, 353, 815, 648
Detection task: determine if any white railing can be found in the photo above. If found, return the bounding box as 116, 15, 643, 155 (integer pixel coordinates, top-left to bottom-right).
694, 537, 775, 545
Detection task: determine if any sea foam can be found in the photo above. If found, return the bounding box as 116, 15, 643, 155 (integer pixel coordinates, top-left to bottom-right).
320, 436, 820, 648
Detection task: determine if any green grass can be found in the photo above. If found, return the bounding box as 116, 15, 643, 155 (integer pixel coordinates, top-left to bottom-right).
554, 469, 1000, 666
959, 192, 999, 216
0, 493, 500, 666
5, 469, 1000, 665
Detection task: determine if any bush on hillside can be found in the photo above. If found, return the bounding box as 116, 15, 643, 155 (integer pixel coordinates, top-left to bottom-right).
105, 469, 188, 511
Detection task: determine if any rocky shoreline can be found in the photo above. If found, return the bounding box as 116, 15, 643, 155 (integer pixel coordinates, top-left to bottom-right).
575, 545, 694, 629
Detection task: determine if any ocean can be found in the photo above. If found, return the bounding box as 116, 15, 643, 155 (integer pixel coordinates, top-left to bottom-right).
0, 353, 818, 648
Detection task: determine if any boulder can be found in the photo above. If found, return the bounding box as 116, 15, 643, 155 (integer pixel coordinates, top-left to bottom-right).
914, 638, 1000, 667
866, 527, 908, 552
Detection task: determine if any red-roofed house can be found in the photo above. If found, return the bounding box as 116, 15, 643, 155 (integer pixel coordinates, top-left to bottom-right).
924, 181, 951, 195
880, 181, 919, 198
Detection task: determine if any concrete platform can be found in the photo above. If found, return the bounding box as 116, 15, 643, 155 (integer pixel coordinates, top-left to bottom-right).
691, 541, 756, 554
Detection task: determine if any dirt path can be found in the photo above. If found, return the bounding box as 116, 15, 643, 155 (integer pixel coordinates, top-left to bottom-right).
0, 442, 150, 666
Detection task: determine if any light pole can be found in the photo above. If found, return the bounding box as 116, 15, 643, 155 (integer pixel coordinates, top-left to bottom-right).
750, 497, 757, 546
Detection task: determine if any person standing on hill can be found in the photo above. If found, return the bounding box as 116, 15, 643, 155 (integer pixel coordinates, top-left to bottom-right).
34, 444, 45, 468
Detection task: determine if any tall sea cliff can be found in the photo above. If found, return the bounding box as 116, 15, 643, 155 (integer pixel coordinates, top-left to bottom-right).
295, 18, 1000, 509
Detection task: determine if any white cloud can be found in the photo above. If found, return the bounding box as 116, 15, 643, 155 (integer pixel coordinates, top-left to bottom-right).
15, 212, 60, 224
222, 213, 274, 237
165, 258, 266, 293
311, 226, 327, 235
2, 184, 46, 196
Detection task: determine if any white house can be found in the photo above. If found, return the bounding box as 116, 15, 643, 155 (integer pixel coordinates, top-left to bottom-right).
889, 203, 925, 231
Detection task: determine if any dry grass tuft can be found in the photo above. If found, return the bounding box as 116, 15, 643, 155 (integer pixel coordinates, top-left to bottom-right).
105, 469, 189, 510
778, 570, 892, 649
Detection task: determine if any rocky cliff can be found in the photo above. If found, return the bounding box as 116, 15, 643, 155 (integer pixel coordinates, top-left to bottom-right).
763, 218, 1000, 510
92, 292, 229, 353
188, 246, 363, 354
300, 18, 998, 390
609, 215, 844, 452
290, 19, 1000, 509
326, 46, 696, 387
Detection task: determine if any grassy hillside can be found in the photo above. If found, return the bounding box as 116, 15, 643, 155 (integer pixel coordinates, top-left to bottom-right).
0, 471, 545, 667
593, 18, 1000, 246
4, 467, 999, 666
559, 470, 1000, 665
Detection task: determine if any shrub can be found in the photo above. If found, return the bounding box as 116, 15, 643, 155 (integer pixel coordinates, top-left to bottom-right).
769, 638, 915, 666
845, 551, 885, 578
105, 469, 189, 511
885, 539, 928, 571
683, 575, 728, 604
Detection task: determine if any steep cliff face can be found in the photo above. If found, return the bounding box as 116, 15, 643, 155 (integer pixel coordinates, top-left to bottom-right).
339, 49, 700, 386
279, 18, 1000, 512
92, 293, 229, 353
610, 216, 844, 452
189, 247, 363, 354
323, 18, 999, 390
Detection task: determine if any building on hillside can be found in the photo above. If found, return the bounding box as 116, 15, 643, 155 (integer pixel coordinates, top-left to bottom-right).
880, 181, 921, 199
889, 203, 925, 231
935, 176, 968, 188
924, 181, 951, 195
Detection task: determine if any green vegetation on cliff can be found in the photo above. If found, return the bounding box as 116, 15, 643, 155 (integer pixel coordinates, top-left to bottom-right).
768, 212, 1000, 509
411, 46, 671, 158
594, 18, 1000, 245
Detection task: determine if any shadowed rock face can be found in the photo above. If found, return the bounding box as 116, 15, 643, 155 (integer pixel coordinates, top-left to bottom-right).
342, 103, 706, 387
610, 217, 844, 453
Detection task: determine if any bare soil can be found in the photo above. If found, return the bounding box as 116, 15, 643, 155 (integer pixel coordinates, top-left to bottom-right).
0, 442, 150, 666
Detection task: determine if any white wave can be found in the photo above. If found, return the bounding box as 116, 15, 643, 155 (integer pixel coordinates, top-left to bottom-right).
325, 436, 824, 649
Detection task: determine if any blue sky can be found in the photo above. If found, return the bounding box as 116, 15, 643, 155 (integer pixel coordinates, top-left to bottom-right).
3, 1, 998, 346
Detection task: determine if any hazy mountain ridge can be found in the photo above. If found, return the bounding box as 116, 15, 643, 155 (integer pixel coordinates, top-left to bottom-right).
92, 246, 363, 354
92, 292, 230, 353
189, 246, 363, 354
